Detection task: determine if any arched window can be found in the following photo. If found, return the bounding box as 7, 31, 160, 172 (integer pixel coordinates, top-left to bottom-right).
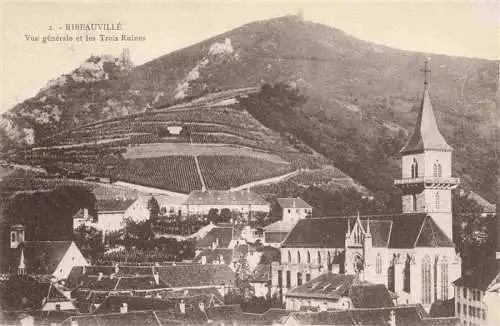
422, 256, 432, 305
288, 251, 291, 263
404, 255, 411, 293
438, 164, 442, 177
317, 251, 322, 265
433, 163, 438, 177
11, 232, 15, 242
413, 194, 418, 211
297, 251, 301, 264
327, 251, 331, 264
441, 258, 448, 299
435, 192, 440, 209
376, 254, 382, 274
307, 251, 311, 264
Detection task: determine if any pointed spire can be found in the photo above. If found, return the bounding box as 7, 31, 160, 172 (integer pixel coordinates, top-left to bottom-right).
18, 248, 26, 274
400, 60, 452, 154
366, 218, 371, 236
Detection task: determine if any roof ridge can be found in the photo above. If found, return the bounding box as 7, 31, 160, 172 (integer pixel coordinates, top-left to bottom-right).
414, 215, 428, 247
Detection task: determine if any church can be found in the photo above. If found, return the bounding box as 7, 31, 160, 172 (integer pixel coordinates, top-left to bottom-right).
271, 65, 462, 310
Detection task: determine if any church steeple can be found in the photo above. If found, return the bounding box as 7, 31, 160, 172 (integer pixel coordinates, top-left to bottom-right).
395, 59, 459, 240
401, 60, 452, 154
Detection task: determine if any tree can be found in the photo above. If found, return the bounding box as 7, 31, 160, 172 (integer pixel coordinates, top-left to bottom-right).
207, 208, 220, 223
147, 196, 160, 223
123, 218, 153, 246
233, 254, 254, 301
73, 224, 103, 261
220, 208, 232, 223
453, 193, 496, 271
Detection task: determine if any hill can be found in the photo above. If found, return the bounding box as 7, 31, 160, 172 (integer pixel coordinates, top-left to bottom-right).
1, 16, 498, 200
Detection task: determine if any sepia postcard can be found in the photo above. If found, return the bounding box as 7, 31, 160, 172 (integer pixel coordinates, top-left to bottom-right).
0, 1, 498, 325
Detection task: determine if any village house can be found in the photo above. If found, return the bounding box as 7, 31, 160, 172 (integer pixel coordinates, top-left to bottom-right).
184, 190, 270, 220
263, 197, 313, 248
284, 272, 394, 311
8, 224, 88, 280
272, 80, 462, 311
124, 194, 186, 221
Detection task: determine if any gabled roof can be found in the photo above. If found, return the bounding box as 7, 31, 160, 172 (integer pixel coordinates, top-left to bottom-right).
283, 214, 454, 249
286, 273, 357, 300
194, 248, 234, 265
453, 258, 500, 291
400, 87, 452, 154
185, 190, 268, 206
196, 226, 233, 249
282, 217, 349, 248
284, 305, 433, 326
285, 273, 392, 308
277, 197, 312, 209
13, 241, 73, 275
263, 220, 295, 233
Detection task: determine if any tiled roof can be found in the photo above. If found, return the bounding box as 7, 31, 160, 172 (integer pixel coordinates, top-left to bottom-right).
264, 231, 289, 244
61, 310, 161, 326
453, 258, 500, 291
97, 198, 136, 212
282, 217, 350, 248
284, 305, 430, 326
194, 248, 234, 265
348, 284, 394, 309
283, 214, 454, 249
46, 283, 72, 303
277, 197, 312, 209
13, 241, 73, 275
207, 305, 290, 325
400, 87, 452, 154
185, 190, 268, 206
286, 273, 357, 300
260, 308, 290, 324
69, 274, 167, 292
115, 276, 168, 291
156, 264, 235, 288
196, 226, 233, 249
263, 220, 295, 233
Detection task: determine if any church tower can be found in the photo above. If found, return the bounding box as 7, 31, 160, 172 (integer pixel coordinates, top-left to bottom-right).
395, 60, 459, 240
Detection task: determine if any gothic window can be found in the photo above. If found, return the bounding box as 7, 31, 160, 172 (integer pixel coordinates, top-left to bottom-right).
404, 256, 411, 293
435, 192, 440, 209
413, 194, 418, 211
286, 271, 291, 288
422, 256, 432, 305
434, 256, 438, 301
288, 251, 291, 263
376, 254, 382, 274
297, 251, 301, 264
353, 255, 364, 274
438, 164, 442, 177
327, 251, 331, 264
388, 263, 395, 292
318, 251, 322, 265
307, 251, 311, 264
297, 272, 302, 286
433, 163, 438, 177
441, 258, 448, 299
11, 232, 15, 242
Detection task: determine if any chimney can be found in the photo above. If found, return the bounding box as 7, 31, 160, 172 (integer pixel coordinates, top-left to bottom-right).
179, 300, 186, 314
201, 256, 207, 265
153, 271, 159, 285
120, 302, 128, 313
98, 272, 103, 281
199, 301, 205, 312
389, 310, 396, 326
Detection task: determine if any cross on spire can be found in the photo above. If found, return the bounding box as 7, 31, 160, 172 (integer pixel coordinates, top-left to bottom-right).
421, 58, 431, 86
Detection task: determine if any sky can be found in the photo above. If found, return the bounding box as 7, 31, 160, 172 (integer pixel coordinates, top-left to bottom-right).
0, 1, 498, 114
